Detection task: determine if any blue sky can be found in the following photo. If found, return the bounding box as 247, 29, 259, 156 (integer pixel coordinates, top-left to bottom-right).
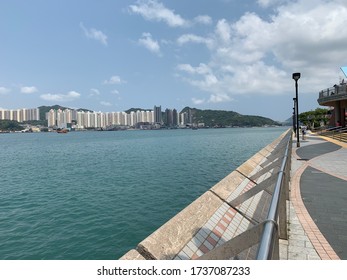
1, 0, 347, 121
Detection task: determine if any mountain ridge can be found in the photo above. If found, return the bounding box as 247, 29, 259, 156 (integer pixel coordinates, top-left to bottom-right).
38, 105, 281, 127
181, 107, 281, 127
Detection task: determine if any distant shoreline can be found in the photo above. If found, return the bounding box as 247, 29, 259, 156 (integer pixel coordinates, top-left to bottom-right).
0, 125, 285, 134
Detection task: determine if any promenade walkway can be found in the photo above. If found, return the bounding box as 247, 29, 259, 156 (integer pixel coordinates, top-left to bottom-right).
282, 132, 347, 260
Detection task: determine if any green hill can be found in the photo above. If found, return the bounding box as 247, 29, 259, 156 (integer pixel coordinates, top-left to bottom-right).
38, 105, 92, 121
38, 105, 69, 120
181, 107, 281, 127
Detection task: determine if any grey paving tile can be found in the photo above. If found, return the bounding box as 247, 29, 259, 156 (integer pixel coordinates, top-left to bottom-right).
290, 134, 347, 260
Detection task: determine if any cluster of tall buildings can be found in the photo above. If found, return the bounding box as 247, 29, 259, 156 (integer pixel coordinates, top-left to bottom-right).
46, 106, 194, 129
0, 108, 40, 122
0, 106, 195, 129
47, 108, 155, 129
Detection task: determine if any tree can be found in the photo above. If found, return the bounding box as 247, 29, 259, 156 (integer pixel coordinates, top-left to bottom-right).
0, 120, 24, 131
298, 108, 329, 129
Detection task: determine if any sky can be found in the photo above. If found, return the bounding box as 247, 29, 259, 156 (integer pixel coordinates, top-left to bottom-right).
1, 0, 347, 121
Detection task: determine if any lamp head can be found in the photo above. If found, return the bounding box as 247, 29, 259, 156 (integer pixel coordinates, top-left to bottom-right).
292, 72, 301, 81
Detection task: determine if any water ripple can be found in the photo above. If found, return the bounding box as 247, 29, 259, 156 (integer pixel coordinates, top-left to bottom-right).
0, 127, 286, 259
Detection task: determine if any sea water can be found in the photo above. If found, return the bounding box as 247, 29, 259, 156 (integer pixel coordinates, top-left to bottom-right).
0, 127, 286, 259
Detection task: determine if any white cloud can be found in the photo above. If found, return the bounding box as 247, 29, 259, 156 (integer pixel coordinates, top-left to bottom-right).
215, 19, 231, 43
176, 64, 195, 74
208, 93, 232, 103
89, 88, 101, 96
40, 91, 81, 102
0, 87, 11, 94
177, 63, 219, 95
100, 101, 112, 106
268, 2, 347, 71
193, 15, 213, 25
111, 89, 120, 95
177, 34, 213, 48
138, 32, 161, 55
129, 0, 187, 27
257, 0, 288, 8
80, 22, 108, 46
192, 97, 205, 105
129, 1, 213, 28
189, 73, 218, 90
20, 86, 38, 94
103, 75, 125, 85
176, 0, 347, 102
177, 63, 212, 75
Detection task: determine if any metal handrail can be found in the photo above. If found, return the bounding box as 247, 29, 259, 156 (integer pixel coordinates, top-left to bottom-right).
256, 131, 291, 259
315, 126, 343, 135
326, 126, 343, 131
318, 126, 347, 141
318, 83, 347, 98
328, 127, 347, 143
195, 129, 292, 260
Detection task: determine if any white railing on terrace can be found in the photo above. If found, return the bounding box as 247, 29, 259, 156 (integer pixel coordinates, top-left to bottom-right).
319, 83, 347, 99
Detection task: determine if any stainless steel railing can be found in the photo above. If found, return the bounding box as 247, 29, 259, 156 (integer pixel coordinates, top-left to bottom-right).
197, 129, 292, 260
256, 132, 291, 259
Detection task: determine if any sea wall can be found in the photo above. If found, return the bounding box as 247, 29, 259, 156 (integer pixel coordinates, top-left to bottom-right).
120, 129, 291, 260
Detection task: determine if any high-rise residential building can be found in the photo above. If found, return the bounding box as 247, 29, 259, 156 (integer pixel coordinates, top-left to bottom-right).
129, 111, 136, 126
0, 108, 40, 122
26, 108, 40, 121
173, 109, 178, 126
45, 106, 165, 129
10, 110, 18, 121
187, 108, 193, 124
47, 109, 56, 127
57, 109, 63, 127
3, 110, 11, 120
77, 111, 84, 127
180, 112, 188, 125
147, 110, 154, 123
164, 108, 173, 126
162, 108, 179, 127
47, 108, 71, 128
140, 110, 146, 122
154, 105, 162, 124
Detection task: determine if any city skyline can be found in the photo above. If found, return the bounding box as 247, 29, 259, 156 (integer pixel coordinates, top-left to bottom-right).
45, 106, 185, 129
0, 104, 184, 116
0, 105, 189, 129
1, 1, 347, 121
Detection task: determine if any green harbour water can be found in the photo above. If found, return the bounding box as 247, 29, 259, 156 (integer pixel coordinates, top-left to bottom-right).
0, 127, 287, 259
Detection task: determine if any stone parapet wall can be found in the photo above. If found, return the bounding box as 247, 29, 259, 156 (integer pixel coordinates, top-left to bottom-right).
120, 129, 291, 260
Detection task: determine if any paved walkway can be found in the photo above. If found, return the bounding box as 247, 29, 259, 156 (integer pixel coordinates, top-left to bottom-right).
283, 132, 347, 260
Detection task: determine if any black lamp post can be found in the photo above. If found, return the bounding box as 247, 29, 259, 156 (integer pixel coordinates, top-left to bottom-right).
292, 98, 296, 136
292, 73, 301, 147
